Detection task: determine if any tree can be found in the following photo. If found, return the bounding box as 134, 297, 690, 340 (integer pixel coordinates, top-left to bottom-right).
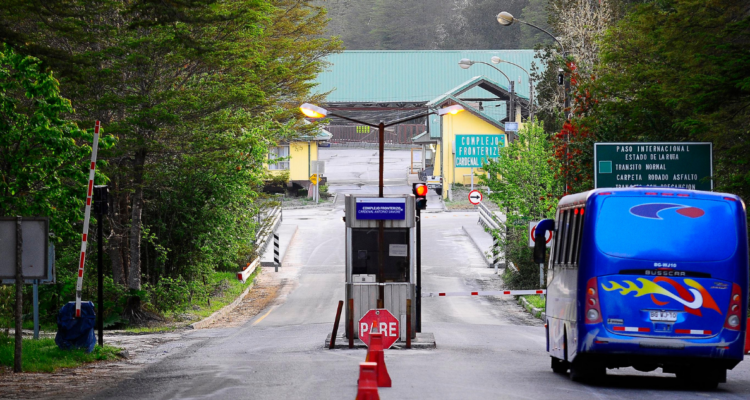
591, 0, 750, 200
441, 0, 528, 50
0, 0, 341, 320
0, 46, 111, 240
481, 121, 562, 288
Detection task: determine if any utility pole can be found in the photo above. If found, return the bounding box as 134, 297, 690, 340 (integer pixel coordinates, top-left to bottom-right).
94, 185, 108, 347
14, 216, 23, 373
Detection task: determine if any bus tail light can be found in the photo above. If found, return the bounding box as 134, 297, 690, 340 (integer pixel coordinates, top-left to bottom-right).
724, 283, 743, 331
585, 277, 602, 324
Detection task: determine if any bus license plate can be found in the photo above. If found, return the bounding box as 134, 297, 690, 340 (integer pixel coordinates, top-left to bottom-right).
650, 311, 678, 322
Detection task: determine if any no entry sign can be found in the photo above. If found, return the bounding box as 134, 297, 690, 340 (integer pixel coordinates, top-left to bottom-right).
359, 309, 399, 349
528, 221, 553, 248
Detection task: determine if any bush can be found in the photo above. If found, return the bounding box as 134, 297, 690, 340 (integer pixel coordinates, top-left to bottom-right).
496, 226, 548, 290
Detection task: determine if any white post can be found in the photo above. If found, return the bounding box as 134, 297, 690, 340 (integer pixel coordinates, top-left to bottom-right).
76, 121, 100, 318
470, 167, 474, 191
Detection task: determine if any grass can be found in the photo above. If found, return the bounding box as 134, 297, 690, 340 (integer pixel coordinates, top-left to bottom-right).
0, 336, 120, 373
124, 269, 260, 333
522, 294, 546, 309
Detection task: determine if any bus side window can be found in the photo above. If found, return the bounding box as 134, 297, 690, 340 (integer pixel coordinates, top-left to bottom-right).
558, 210, 571, 266
573, 208, 585, 264
565, 209, 578, 265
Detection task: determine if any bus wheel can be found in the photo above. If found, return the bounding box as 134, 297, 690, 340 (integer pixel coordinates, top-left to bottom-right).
551, 357, 569, 374
676, 368, 722, 390
570, 360, 606, 383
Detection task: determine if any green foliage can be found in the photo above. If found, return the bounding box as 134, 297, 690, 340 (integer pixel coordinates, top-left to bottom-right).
0, 337, 120, 373
0, 0, 341, 320
522, 294, 546, 309
482, 121, 562, 220
481, 121, 560, 290
590, 0, 750, 200
0, 46, 114, 240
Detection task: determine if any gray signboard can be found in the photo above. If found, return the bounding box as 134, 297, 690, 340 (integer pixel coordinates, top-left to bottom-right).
594, 142, 713, 190
0, 218, 49, 280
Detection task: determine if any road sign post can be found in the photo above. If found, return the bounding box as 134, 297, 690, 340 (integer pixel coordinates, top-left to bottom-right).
594, 142, 713, 190
359, 309, 399, 349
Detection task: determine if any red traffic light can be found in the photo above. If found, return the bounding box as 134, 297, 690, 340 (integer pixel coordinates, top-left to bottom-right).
413, 183, 428, 197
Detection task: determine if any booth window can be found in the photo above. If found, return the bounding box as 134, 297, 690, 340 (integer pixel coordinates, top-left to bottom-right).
268, 146, 289, 170
351, 228, 410, 282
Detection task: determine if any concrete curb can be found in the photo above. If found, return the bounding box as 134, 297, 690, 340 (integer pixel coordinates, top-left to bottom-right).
281, 201, 334, 210
189, 266, 259, 330
461, 225, 493, 267
518, 296, 546, 321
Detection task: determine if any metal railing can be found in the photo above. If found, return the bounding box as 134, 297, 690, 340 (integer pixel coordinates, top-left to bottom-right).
478, 202, 502, 231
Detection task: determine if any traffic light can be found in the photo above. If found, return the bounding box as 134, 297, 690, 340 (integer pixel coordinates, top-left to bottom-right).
413, 183, 428, 210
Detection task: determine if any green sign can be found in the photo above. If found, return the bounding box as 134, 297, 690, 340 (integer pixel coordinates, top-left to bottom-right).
594, 142, 713, 190
455, 134, 507, 168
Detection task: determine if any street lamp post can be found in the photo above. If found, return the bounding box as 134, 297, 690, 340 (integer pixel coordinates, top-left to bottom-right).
497, 10, 572, 193
496, 11, 569, 119
491, 56, 534, 122
458, 59, 516, 123
299, 102, 464, 310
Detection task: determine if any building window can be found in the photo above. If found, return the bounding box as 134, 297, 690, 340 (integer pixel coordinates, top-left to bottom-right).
268, 146, 289, 170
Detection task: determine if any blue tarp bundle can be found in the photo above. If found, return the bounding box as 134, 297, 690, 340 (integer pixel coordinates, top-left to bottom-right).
55, 301, 96, 353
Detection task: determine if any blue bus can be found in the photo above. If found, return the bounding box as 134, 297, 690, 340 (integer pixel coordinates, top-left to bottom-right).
540, 188, 748, 388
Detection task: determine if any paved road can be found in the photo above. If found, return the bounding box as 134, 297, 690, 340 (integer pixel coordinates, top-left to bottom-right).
89, 148, 750, 399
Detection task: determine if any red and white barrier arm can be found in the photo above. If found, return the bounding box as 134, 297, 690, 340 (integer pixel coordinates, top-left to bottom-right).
75, 121, 100, 318
422, 289, 546, 298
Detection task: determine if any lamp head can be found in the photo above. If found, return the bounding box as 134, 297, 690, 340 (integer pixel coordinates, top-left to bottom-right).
458, 58, 475, 70
496, 11, 515, 26
490, 56, 502, 64
300, 103, 328, 119
438, 104, 465, 116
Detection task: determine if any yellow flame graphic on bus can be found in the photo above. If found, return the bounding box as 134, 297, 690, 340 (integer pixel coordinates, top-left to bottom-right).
601, 277, 722, 316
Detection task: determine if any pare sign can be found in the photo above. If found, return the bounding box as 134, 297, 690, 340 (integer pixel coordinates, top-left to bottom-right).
358, 309, 399, 349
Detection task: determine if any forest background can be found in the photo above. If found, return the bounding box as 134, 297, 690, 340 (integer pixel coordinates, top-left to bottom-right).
0, 0, 747, 329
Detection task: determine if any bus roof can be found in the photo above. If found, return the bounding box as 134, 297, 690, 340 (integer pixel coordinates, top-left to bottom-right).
557, 188, 743, 209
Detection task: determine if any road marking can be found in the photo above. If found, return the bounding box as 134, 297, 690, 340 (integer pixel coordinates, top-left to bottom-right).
252, 306, 276, 326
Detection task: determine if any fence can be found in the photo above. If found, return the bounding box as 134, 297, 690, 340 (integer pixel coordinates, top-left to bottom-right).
326, 124, 425, 145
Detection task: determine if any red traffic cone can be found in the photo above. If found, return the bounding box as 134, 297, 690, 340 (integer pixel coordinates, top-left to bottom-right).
366, 329, 392, 387
355, 362, 380, 400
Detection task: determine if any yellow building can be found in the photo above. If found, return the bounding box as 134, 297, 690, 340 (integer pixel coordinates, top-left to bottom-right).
267, 128, 332, 188
425, 77, 528, 199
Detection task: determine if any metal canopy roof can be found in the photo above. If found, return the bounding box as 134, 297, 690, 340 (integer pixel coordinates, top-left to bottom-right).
313, 50, 540, 103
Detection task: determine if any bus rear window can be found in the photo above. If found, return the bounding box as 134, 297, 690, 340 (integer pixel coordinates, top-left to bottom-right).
594, 197, 738, 262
